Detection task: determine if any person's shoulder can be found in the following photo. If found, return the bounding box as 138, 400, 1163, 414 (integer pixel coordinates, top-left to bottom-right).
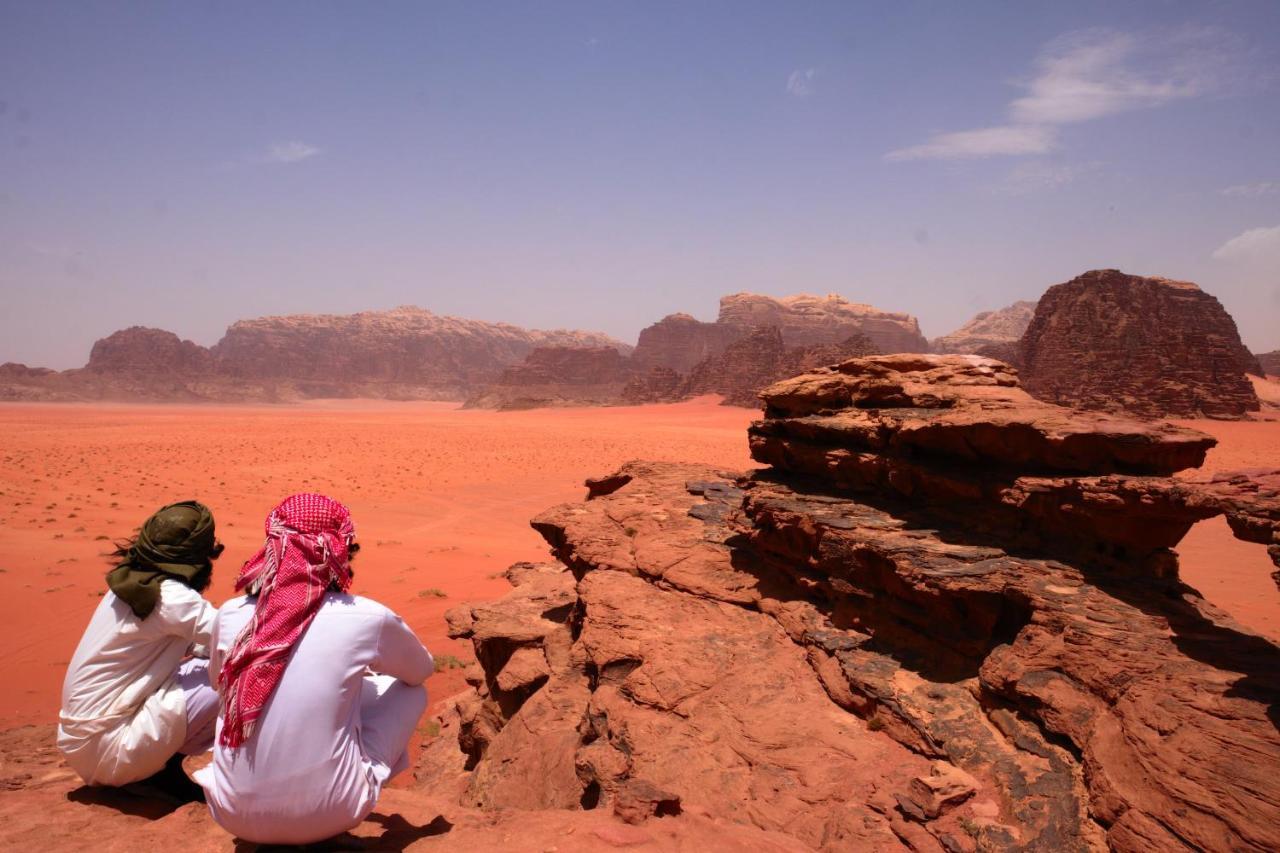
329, 593, 399, 620
217, 594, 254, 614
158, 578, 210, 607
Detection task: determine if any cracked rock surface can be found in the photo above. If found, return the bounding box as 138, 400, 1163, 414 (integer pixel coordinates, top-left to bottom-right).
418, 354, 1279, 852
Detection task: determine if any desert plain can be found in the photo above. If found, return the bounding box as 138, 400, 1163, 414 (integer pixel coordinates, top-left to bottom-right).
1, 395, 1277, 735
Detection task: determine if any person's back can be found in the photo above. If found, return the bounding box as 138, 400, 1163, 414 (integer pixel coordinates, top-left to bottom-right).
59, 579, 212, 785
57, 501, 222, 798
200, 592, 432, 843
194, 492, 432, 846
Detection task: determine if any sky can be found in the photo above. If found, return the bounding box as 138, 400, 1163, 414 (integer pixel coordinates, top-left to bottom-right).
2, 1, 1278, 369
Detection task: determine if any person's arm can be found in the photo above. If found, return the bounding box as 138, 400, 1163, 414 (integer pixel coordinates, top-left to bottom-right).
156, 580, 217, 658
372, 608, 434, 685
207, 608, 224, 687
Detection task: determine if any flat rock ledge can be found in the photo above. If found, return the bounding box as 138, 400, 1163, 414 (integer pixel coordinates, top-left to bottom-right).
419, 355, 1280, 853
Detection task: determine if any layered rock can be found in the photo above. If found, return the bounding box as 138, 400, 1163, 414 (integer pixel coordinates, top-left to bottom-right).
717, 292, 928, 353
212, 306, 629, 396
619, 367, 683, 405
0, 307, 629, 403
931, 300, 1037, 354
681, 326, 879, 408
463, 346, 633, 410
1258, 350, 1280, 376
631, 293, 927, 375
86, 327, 214, 375
1014, 270, 1260, 419
419, 353, 1280, 852
629, 313, 745, 374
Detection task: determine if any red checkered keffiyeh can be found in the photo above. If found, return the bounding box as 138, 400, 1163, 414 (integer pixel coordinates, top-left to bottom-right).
218, 493, 356, 747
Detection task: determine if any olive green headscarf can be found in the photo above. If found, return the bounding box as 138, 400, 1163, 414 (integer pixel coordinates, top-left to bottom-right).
106, 501, 218, 619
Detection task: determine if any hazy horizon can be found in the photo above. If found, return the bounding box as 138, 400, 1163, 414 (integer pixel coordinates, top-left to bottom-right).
3, 1, 1279, 369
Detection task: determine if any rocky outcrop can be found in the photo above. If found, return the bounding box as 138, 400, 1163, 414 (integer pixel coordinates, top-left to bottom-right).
86, 327, 214, 375
629, 313, 745, 374
619, 367, 683, 405
931, 301, 1037, 354
682, 326, 879, 408
463, 346, 633, 410
0, 363, 55, 380
1014, 270, 1260, 419
1258, 350, 1280, 376
631, 293, 927, 376
717, 292, 928, 353
420, 354, 1280, 852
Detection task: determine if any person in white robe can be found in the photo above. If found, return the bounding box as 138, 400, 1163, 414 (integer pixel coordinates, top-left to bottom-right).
58, 501, 223, 800
194, 493, 433, 845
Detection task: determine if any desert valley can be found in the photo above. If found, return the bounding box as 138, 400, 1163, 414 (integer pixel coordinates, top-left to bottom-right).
6, 4, 1280, 849
1, 268, 1279, 851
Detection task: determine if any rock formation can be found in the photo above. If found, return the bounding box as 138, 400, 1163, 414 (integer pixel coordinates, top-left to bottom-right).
631, 294, 927, 375
86, 327, 214, 375
0, 307, 629, 403
931, 300, 1037, 354
419, 354, 1280, 852
463, 346, 633, 410
619, 367, 684, 405
1258, 350, 1280, 376
1011, 270, 1261, 419
681, 326, 879, 408
718, 292, 928, 353
629, 313, 745, 374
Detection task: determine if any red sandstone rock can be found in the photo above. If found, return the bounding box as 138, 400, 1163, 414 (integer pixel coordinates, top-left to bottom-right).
420, 353, 1279, 852
630, 313, 744, 373
463, 345, 632, 409
1258, 350, 1280, 376
930, 300, 1037, 354
212, 306, 629, 394
681, 326, 879, 408
87, 326, 214, 375
630, 293, 926, 375
1, 307, 629, 403
717, 292, 928, 353
1015, 270, 1260, 419
620, 367, 683, 404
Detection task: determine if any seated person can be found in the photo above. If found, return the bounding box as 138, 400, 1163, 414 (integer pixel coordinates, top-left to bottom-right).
196, 493, 433, 846
58, 501, 222, 801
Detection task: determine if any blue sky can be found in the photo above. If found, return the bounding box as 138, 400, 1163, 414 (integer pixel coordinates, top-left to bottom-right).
2, 1, 1278, 368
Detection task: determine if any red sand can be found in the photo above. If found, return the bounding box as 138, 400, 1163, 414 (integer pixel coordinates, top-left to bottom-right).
0, 398, 757, 729
0, 401, 1275, 730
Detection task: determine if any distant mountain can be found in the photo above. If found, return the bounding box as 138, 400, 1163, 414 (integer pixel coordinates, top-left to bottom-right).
931, 300, 1037, 354
0, 307, 629, 402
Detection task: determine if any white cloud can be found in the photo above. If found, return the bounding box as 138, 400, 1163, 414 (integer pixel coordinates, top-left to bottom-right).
887, 28, 1236, 162
885, 125, 1055, 161
1212, 225, 1280, 261
1009, 30, 1208, 125
786, 68, 816, 98
1222, 181, 1278, 198
266, 141, 320, 164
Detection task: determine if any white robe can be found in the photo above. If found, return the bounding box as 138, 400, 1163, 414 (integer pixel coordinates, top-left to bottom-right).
58, 579, 216, 786
196, 592, 433, 845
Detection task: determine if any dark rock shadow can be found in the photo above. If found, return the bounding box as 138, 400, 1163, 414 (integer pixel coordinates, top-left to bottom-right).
232, 813, 452, 852
65, 784, 186, 819
728, 469, 1280, 723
